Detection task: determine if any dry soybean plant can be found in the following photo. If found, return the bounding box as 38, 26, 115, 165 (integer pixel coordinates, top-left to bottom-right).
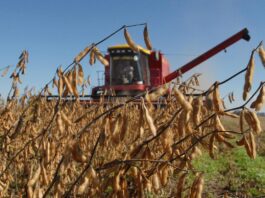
0, 25, 265, 197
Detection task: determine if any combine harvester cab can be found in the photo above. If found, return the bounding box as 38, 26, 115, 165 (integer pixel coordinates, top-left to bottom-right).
91, 45, 170, 98
92, 28, 250, 102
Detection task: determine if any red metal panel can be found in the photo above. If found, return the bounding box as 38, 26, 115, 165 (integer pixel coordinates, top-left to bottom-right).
153, 77, 161, 86
151, 68, 160, 76
161, 55, 170, 79
149, 52, 161, 68
149, 52, 162, 87
150, 68, 161, 86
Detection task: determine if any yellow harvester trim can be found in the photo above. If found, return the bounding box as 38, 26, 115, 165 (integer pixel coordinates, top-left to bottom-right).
108, 44, 151, 55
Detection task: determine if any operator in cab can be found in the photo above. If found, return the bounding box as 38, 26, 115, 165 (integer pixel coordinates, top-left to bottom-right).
120, 65, 135, 84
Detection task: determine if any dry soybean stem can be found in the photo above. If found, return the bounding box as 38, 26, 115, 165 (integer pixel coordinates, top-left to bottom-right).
63, 131, 103, 197
43, 156, 65, 198
170, 130, 242, 162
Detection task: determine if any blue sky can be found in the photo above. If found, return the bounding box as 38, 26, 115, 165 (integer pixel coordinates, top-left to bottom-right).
0, 0, 265, 109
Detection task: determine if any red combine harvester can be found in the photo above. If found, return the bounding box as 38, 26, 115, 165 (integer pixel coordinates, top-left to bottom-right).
91, 28, 250, 99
